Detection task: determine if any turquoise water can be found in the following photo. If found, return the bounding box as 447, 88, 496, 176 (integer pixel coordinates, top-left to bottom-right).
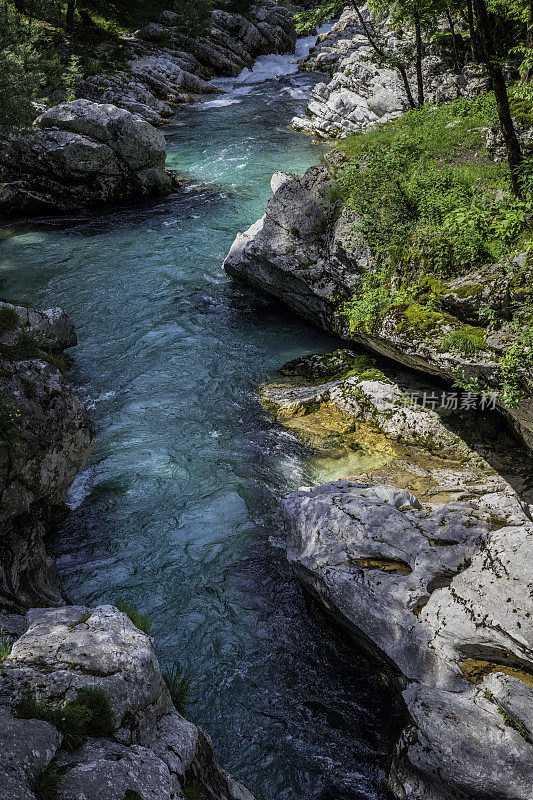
0, 38, 401, 800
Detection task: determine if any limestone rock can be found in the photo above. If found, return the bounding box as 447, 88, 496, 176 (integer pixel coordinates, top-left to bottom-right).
283, 479, 533, 800
0, 100, 175, 216
224, 164, 369, 328
0, 605, 256, 800
293, 8, 487, 139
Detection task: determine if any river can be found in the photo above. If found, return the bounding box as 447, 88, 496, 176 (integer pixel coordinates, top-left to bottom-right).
0, 31, 402, 800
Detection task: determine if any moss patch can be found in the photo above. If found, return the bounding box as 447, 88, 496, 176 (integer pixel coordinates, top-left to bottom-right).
394, 303, 456, 337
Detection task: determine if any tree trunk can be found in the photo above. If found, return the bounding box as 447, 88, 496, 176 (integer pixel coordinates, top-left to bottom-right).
521, 0, 533, 83
466, 0, 482, 62
413, 8, 424, 106
350, 0, 416, 109
65, 0, 76, 30
445, 8, 461, 73
472, 0, 522, 196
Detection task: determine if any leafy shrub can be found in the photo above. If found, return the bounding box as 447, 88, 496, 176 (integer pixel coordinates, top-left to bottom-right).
163, 661, 193, 715
115, 598, 152, 634
343, 269, 393, 332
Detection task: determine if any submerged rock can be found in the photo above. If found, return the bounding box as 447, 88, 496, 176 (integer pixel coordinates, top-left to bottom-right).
0, 605, 256, 800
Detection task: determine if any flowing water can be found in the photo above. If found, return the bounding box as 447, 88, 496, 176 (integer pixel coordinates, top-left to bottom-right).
0, 32, 402, 800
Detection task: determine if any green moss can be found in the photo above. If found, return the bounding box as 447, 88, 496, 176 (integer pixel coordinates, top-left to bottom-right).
483, 689, 531, 742
451, 282, 484, 299
395, 303, 453, 336
509, 97, 533, 128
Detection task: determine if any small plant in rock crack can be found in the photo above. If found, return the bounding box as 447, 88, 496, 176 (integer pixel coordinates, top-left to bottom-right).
16, 685, 114, 750
31, 764, 63, 800
0, 627, 13, 662
115, 597, 152, 634
163, 661, 193, 716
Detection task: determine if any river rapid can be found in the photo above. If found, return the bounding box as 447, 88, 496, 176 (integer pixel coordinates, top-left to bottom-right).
0, 31, 402, 800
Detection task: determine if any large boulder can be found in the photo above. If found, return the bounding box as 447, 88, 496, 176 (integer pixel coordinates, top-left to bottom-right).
0, 100, 175, 216
283, 479, 533, 800
224, 166, 369, 328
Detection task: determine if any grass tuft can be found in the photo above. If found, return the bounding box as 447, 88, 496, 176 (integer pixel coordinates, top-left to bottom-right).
163, 660, 193, 716
115, 598, 152, 635
16, 685, 114, 750
31, 764, 63, 800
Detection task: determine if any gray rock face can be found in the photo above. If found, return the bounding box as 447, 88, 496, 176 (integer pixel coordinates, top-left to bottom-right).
224, 167, 369, 328
258, 348, 533, 800
0, 100, 175, 216
283, 479, 533, 800
293, 8, 488, 139
0, 605, 256, 800
77, 1, 296, 125
0, 301, 94, 610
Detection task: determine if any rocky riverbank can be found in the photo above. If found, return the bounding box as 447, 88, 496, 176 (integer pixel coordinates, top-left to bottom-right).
223, 13, 533, 798
0, 0, 296, 217
258, 349, 533, 800
0, 300, 255, 800
291, 7, 489, 138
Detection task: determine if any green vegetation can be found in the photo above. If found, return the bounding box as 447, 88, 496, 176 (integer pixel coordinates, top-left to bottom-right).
115, 598, 152, 634
330, 90, 533, 406
439, 327, 486, 355
31, 764, 63, 800
0, 306, 19, 333
163, 660, 193, 715
0, 0, 218, 132
16, 685, 115, 750
0, 628, 13, 662
483, 689, 531, 742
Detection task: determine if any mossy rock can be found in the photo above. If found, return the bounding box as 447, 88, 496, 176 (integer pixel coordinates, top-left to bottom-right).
394, 303, 457, 337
